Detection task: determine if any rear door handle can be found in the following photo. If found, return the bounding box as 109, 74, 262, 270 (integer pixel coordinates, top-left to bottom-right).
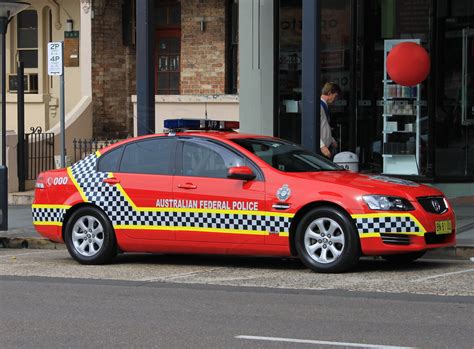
103, 177, 120, 185
177, 183, 197, 190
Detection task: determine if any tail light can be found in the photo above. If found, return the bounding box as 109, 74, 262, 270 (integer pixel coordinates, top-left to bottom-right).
35, 173, 45, 189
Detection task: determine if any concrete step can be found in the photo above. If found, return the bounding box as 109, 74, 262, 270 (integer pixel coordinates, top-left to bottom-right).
8, 190, 34, 205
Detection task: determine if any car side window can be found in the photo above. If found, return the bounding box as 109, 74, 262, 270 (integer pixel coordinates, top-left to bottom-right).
181, 139, 244, 178
119, 138, 176, 175
97, 146, 123, 172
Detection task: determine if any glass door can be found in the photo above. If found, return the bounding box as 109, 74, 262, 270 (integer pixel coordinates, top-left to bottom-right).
276, 0, 353, 148
435, 1, 474, 177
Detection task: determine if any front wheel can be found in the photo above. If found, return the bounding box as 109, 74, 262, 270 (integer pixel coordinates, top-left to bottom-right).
295, 207, 360, 273
64, 206, 117, 265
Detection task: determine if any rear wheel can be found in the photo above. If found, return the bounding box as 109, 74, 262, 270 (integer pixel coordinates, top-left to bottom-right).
64, 206, 117, 265
382, 251, 426, 264
295, 207, 360, 273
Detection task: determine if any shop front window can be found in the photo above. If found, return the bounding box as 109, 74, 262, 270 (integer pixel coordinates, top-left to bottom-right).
354, 0, 433, 177
275, 0, 473, 179
434, 0, 474, 177
276, 0, 352, 146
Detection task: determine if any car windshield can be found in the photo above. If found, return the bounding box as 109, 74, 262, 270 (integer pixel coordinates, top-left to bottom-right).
232, 138, 342, 172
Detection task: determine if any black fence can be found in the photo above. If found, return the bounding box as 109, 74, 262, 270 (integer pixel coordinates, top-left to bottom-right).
24, 127, 55, 181
73, 138, 119, 162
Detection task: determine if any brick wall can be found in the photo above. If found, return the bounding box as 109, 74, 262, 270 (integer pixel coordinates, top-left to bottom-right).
181, 0, 227, 95
92, 0, 136, 139
91, 0, 229, 137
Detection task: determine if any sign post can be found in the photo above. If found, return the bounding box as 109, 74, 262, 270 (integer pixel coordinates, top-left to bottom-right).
47, 42, 65, 167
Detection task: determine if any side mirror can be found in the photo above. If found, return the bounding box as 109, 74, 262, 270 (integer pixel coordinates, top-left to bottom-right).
227, 166, 256, 181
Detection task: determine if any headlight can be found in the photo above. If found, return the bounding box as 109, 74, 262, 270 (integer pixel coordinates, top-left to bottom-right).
362, 195, 414, 211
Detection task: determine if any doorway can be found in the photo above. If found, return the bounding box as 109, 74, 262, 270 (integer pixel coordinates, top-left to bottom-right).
435, 2, 474, 177
154, 1, 181, 95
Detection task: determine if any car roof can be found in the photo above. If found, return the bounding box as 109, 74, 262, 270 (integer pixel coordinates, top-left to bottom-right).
98, 131, 274, 155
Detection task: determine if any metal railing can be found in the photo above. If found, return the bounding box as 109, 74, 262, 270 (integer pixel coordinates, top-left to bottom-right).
72, 138, 120, 162
25, 127, 55, 180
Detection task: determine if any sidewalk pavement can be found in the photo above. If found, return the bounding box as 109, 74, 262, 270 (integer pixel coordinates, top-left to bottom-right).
1, 197, 474, 256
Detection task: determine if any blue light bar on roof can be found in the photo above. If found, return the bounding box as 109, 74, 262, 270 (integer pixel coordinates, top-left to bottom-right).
164, 119, 240, 131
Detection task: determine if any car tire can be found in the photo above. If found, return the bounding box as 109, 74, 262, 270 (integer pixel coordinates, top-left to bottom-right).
382, 251, 426, 264
295, 207, 360, 273
64, 206, 117, 265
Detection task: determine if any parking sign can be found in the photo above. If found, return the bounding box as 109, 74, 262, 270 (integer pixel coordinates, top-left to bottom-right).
48, 42, 63, 76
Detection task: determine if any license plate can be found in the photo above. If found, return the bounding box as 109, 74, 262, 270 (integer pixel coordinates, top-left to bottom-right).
435, 220, 452, 235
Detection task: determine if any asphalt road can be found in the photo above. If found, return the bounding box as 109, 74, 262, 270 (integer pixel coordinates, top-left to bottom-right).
1, 250, 473, 348
1, 275, 473, 349
1, 250, 474, 296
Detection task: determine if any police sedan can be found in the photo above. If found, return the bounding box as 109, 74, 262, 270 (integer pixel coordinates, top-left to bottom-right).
32, 119, 455, 273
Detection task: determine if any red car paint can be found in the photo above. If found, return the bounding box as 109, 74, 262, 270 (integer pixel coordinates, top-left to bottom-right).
32, 131, 456, 258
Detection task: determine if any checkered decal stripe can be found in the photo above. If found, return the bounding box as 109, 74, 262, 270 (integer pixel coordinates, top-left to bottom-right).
32, 207, 67, 223
354, 216, 421, 234
175, 212, 291, 232
68, 154, 292, 234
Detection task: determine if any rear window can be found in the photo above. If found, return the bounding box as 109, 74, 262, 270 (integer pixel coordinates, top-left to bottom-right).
97, 147, 123, 172
119, 138, 176, 175
231, 138, 341, 172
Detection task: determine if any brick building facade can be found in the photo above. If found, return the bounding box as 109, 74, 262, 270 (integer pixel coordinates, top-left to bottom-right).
92, 0, 136, 139
91, 0, 232, 139
181, 0, 227, 94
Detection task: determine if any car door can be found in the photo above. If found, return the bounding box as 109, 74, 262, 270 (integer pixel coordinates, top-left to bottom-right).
174, 137, 266, 245
102, 137, 177, 241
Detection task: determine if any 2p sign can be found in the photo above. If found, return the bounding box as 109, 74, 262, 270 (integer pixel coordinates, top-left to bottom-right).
48, 42, 63, 76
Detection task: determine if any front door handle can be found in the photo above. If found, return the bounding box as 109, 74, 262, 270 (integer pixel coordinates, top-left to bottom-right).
103, 177, 120, 185
177, 183, 197, 190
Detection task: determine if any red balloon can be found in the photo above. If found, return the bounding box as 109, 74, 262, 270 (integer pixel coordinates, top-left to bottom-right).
386, 42, 430, 86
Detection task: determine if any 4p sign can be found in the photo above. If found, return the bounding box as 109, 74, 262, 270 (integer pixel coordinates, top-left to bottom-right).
48, 42, 63, 76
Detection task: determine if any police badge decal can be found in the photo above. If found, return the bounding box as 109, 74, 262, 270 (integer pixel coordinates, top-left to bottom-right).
276, 184, 291, 202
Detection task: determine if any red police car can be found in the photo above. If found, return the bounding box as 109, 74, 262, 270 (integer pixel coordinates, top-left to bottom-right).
32, 119, 455, 272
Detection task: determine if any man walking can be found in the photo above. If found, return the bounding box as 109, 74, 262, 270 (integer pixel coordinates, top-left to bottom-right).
320, 82, 341, 158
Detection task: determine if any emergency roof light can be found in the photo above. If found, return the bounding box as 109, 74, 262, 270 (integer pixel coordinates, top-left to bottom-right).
164, 118, 240, 132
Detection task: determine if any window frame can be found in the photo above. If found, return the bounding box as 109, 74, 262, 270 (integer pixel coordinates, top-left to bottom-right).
176, 136, 264, 181
14, 8, 39, 71
96, 146, 125, 173
155, 29, 181, 95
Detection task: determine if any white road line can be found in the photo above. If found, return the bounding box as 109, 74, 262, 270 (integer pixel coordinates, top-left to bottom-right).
412, 268, 474, 282
235, 335, 417, 348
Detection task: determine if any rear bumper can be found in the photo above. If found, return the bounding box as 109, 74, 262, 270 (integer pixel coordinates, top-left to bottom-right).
33, 223, 64, 243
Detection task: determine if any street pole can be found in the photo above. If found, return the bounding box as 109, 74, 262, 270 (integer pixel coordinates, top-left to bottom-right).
302, 0, 321, 154
17, 61, 24, 191
60, 43, 65, 167
0, 18, 7, 230
1, 18, 6, 167
47, 41, 65, 167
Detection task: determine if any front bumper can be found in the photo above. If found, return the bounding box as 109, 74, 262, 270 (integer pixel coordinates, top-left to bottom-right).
352, 208, 456, 255
359, 232, 455, 255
